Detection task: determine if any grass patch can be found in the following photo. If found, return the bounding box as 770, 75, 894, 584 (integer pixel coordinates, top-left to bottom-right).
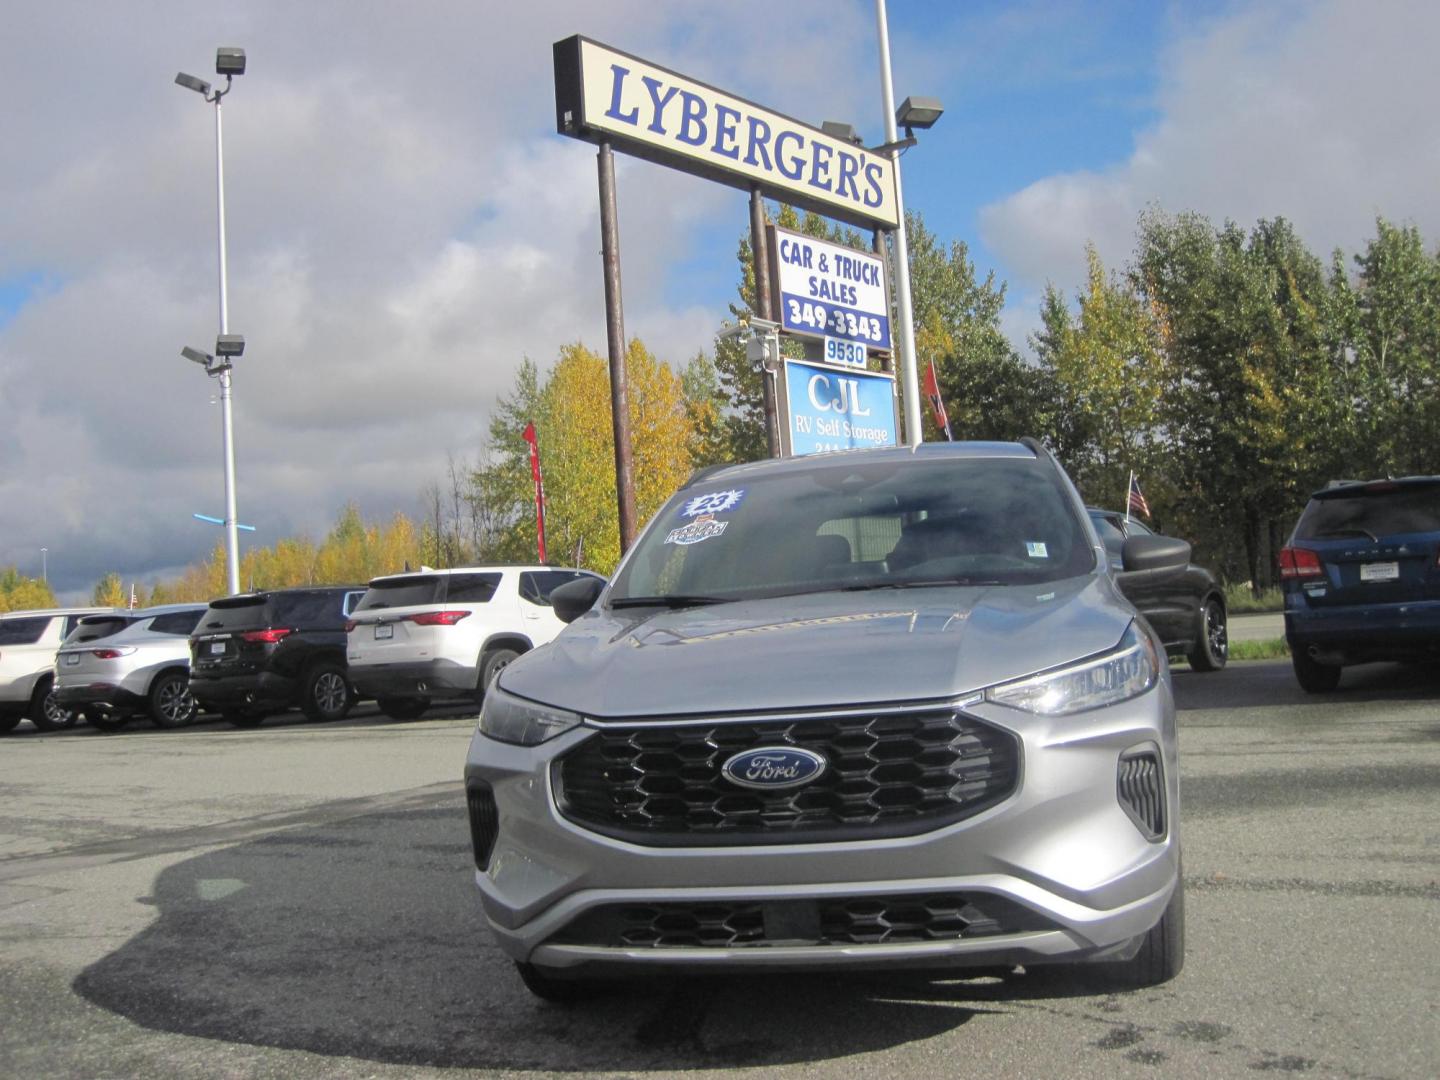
1173, 637, 1289, 667
1224, 582, 1284, 614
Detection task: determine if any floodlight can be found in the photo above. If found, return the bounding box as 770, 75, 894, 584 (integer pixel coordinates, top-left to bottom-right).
896, 96, 944, 130
820, 121, 863, 146
175, 71, 211, 96
181, 346, 211, 365
215, 47, 246, 76
215, 334, 245, 358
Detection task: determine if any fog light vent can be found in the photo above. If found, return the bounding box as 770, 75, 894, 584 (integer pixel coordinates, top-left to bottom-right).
467, 782, 499, 871
1117, 750, 1165, 840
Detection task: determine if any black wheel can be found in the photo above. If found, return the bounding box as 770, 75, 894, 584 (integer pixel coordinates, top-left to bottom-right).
148, 671, 197, 729
1185, 598, 1228, 672
224, 709, 266, 728
0, 708, 25, 734
1292, 648, 1341, 692
1094, 877, 1185, 989
377, 696, 430, 721
88, 711, 130, 733
513, 961, 599, 1004
29, 678, 81, 732
479, 648, 521, 695
301, 662, 353, 721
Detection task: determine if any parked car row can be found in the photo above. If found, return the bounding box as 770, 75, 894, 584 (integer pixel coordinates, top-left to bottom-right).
0, 564, 602, 734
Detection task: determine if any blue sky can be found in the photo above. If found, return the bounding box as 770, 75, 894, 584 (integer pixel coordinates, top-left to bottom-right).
2, 0, 1437, 598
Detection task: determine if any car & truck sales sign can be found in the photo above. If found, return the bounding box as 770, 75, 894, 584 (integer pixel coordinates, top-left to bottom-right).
767, 225, 891, 352
553, 37, 900, 230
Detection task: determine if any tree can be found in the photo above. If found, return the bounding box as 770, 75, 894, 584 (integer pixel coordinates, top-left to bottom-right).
0, 567, 56, 612
92, 572, 125, 608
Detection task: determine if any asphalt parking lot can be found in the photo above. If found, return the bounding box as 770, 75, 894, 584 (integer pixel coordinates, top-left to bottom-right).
1, 661, 1436, 1079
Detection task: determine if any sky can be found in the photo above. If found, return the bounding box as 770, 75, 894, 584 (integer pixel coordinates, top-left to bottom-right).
3, 1, 1438, 601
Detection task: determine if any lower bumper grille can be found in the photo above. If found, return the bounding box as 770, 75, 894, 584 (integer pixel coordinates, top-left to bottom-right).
556, 707, 1020, 845
1117, 750, 1165, 840
467, 782, 499, 870
554, 893, 1051, 948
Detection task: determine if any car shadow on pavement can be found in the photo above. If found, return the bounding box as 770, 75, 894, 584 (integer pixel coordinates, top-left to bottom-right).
72, 790, 1106, 1071
1171, 658, 1440, 711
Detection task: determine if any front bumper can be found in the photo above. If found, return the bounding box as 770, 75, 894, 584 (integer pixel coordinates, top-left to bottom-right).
463, 686, 1180, 975
348, 658, 476, 698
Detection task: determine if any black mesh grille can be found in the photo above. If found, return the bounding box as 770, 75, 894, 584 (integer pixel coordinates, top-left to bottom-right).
555, 708, 1019, 845
467, 782, 499, 870
1117, 750, 1165, 839
555, 893, 1051, 948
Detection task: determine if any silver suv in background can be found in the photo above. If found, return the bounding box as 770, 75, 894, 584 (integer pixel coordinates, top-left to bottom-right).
466, 442, 1189, 1000
54, 604, 208, 732
0, 607, 115, 733
347, 566, 604, 720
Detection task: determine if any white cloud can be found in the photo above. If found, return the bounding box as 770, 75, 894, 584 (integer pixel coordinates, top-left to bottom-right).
981, 1, 1440, 309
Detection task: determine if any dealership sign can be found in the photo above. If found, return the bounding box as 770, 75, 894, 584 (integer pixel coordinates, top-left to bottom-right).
767, 225, 891, 351
553, 36, 900, 229
781, 359, 898, 457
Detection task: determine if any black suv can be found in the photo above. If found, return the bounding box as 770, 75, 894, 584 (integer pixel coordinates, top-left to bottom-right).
1088, 508, 1228, 671
189, 586, 365, 727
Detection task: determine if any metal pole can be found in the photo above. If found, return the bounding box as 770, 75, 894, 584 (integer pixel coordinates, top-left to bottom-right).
41, 547, 47, 583
214, 94, 241, 595
597, 139, 638, 552
875, 0, 923, 448
749, 187, 780, 458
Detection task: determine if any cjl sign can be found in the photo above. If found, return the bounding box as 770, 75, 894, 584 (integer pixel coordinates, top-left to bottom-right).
781, 359, 898, 457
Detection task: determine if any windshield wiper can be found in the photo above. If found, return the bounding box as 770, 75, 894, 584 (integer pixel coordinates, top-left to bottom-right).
609, 594, 730, 609
841, 578, 1004, 591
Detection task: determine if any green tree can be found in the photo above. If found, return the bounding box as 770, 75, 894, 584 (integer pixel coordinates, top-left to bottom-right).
92, 572, 125, 607
0, 567, 56, 612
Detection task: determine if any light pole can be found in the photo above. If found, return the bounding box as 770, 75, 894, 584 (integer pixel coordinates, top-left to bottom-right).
40, 547, 47, 584
874, 2, 943, 446
176, 47, 246, 595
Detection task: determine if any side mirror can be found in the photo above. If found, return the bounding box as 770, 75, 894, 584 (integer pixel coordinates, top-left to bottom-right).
1116, 534, 1191, 586
550, 576, 605, 623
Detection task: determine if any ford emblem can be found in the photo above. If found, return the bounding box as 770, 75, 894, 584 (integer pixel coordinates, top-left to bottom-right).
721, 747, 827, 790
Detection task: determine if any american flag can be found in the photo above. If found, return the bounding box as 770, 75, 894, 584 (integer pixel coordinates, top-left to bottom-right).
1127, 474, 1151, 519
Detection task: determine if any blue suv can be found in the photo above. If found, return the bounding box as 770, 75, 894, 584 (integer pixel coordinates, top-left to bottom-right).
1279, 476, 1440, 691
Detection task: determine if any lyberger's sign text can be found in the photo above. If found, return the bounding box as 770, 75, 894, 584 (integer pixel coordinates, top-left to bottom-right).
554, 36, 899, 229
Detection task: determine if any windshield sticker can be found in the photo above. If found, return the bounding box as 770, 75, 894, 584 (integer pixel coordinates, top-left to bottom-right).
681, 488, 745, 518
1026, 541, 1049, 558
666, 514, 729, 546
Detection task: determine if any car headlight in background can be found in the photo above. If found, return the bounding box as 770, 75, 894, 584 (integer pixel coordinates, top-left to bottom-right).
478, 685, 583, 746
986, 622, 1158, 715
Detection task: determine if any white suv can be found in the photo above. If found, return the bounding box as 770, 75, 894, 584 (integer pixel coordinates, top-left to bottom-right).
54, 604, 208, 732
0, 608, 116, 733
346, 566, 603, 720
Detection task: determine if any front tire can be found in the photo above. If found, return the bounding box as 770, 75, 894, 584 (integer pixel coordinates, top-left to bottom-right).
1292, 648, 1341, 692
1186, 598, 1228, 672
301, 662, 353, 721
148, 671, 197, 729
29, 678, 81, 732
1095, 877, 1185, 989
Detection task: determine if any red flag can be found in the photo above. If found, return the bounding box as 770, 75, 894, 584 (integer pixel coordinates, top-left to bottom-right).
522, 422, 547, 563
922, 360, 953, 441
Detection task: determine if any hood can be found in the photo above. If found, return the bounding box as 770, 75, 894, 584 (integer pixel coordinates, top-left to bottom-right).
499, 575, 1132, 718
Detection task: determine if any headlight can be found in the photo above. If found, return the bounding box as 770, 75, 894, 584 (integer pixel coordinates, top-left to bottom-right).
478, 685, 583, 746
986, 622, 1158, 715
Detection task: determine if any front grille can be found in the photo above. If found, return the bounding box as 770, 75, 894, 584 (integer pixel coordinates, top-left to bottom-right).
1117, 750, 1165, 840
467, 782, 499, 870
554, 893, 1051, 948
555, 707, 1019, 844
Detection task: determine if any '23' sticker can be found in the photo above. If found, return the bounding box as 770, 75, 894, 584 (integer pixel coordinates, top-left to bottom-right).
681, 488, 745, 518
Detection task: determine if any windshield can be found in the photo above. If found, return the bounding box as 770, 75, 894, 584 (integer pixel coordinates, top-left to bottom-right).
611, 456, 1094, 604
1296, 481, 1440, 539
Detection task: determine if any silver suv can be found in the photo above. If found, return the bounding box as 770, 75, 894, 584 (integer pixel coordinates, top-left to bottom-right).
465, 442, 1188, 999
347, 566, 603, 720
0, 608, 115, 733
54, 604, 208, 731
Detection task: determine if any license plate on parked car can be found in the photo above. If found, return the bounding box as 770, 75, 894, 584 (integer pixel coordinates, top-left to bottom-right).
209, 641, 226, 654
374, 624, 393, 640
1360, 561, 1399, 582
63, 654, 79, 666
